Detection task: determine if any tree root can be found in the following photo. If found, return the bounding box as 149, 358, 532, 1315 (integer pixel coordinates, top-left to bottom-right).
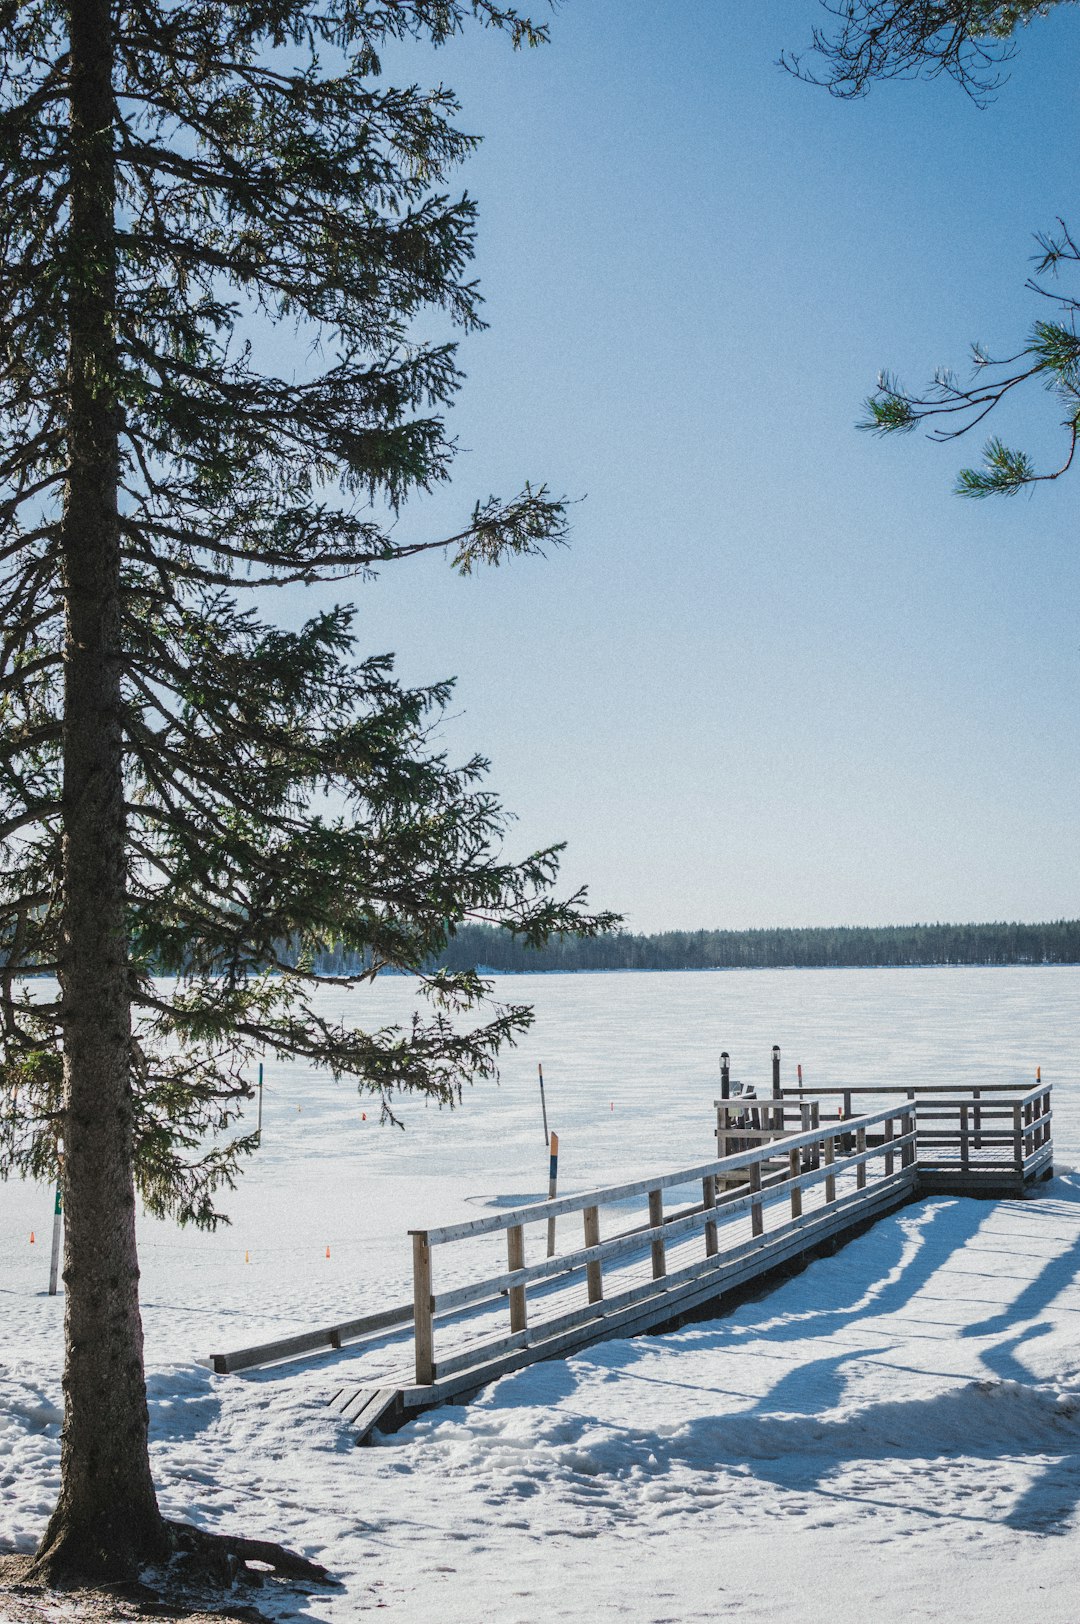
2, 1549, 293, 1622
7, 1522, 336, 1622
162, 1521, 334, 1589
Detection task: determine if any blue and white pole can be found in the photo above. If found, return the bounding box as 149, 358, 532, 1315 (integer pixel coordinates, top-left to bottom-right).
546, 1131, 559, 1258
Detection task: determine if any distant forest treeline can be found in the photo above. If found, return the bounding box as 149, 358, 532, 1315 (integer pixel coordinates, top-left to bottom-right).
314, 919, 1080, 975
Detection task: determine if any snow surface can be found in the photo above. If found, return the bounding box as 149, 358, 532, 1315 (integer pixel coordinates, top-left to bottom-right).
3, 966, 1080, 1622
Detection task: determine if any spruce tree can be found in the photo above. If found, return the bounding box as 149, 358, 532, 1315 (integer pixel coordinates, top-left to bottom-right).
0, 0, 615, 1583
788, 1, 1080, 494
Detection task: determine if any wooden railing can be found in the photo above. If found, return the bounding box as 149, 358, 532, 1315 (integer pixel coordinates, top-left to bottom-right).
778, 1081, 1052, 1178
914, 1083, 1052, 1176
206, 1086, 1052, 1384
408, 1104, 918, 1387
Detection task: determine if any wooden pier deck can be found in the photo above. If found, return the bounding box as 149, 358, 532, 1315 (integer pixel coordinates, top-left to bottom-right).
205, 1080, 1053, 1444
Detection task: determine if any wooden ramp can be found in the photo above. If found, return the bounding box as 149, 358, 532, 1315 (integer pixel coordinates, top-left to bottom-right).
205, 1081, 1053, 1447
333, 1103, 923, 1442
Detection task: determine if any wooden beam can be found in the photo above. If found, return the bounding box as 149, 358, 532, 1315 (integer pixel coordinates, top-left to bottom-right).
584, 1205, 603, 1302
703, 1175, 718, 1258
412, 1230, 435, 1387
788, 1147, 802, 1218
507, 1224, 527, 1332
749, 1159, 763, 1238
649, 1189, 666, 1278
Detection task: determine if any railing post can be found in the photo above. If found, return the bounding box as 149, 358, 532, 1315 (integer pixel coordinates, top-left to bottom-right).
856, 1125, 866, 1190
884, 1117, 894, 1177
824, 1133, 835, 1204
716, 1102, 728, 1162
1024, 1098, 1034, 1159
800, 1102, 811, 1169
507, 1223, 528, 1331
703, 1175, 718, 1258
648, 1188, 666, 1278
749, 1158, 763, 1237
411, 1230, 435, 1386
907, 1091, 916, 1164
960, 1104, 969, 1171
842, 1088, 852, 1152
811, 1100, 820, 1169
901, 1109, 914, 1170
973, 1087, 982, 1150
1013, 1102, 1023, 1169
788, 1146, 802, 1219
583, 1205, 603, 1303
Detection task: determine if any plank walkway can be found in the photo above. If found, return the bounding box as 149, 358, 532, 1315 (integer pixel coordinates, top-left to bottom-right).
205, 1082, 1053, 1444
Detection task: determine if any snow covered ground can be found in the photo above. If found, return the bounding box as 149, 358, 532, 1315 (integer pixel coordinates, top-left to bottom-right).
3, 966, 1080, 1622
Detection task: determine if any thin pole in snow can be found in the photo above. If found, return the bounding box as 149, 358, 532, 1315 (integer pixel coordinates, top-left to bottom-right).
772, 1045, 782, 1133
546, 1131, 559, 1258
257, 1061, 264, 1145
48, 1180, 62, 1297
537, 1062, 549, 1146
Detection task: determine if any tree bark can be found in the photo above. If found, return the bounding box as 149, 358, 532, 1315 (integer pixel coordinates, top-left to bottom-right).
33, 0, 169, 1581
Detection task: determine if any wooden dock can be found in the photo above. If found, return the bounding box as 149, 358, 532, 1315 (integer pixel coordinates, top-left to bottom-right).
206, 1078, 1053, 1444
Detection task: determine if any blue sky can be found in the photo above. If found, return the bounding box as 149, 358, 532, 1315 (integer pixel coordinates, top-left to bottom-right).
291, 2, 1080, 934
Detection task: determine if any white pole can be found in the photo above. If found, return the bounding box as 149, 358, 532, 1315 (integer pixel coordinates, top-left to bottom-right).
48, 1182, 62, 1296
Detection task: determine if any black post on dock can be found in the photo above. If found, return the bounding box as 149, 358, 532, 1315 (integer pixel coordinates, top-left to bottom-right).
720, 1051, 730, 1101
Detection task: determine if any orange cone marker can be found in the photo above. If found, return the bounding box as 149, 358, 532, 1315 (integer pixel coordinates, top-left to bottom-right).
325, 1245, 330, 1259
29, 1231, 34, 1244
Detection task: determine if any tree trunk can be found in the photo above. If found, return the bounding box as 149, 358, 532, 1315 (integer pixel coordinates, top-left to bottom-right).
33, 0, 169, 1581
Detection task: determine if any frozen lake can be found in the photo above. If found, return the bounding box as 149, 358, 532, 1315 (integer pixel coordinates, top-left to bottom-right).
3, 965, 1080, 1621
94, 966, 1080, 1345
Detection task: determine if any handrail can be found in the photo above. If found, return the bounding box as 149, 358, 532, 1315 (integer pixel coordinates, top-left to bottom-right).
418, 1103, 912, 1246
428, 1131, 919, 1316
778, 1081, 1044, 1099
